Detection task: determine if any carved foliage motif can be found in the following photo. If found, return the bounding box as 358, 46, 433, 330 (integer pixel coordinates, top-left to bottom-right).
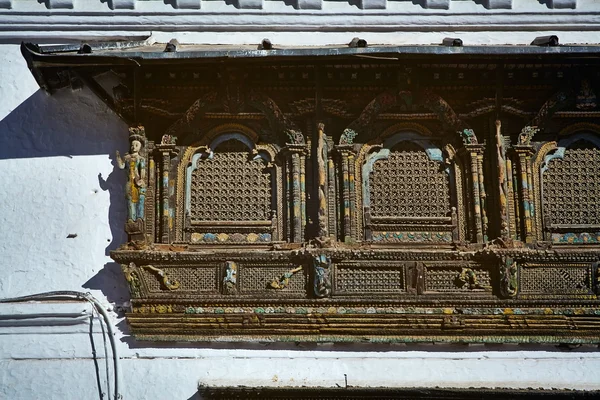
190, 140, 272, 222
518, 126, 539, 146
543, 145, 600, 226
369, 144, 450, 219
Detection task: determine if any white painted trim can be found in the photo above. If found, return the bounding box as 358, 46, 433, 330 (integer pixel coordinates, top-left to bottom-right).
0, 0, 599, 41
0, 302, 93, 318
6, 30, 600, 47
0, 302, 94, 334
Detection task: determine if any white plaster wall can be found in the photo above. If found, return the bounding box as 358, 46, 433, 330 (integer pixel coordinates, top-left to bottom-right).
1, 43, 600, 400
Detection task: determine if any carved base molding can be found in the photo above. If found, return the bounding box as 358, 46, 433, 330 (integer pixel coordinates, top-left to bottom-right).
113, 246, 600, 342
127, 308, 600, 343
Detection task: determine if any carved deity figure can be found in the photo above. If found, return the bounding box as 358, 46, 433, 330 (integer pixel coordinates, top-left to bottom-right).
496, 120, 509, 237
223, 261, 237, 295
500, 256, 518, 298
313, 254, 331, 298
117, 129, 147, 222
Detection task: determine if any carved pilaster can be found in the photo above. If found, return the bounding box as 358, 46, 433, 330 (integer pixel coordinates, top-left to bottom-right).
513, 145, 536, 243
327, 156, 336, 240
464, 144, 485, 243
477, 152, 488, 242
285, 144, 308, 243
300, 151, 307, 242
146, 140, 156, 243
348, 152, 357, 240
336, 144, 356, 243
526, 156, 535, 240
155, 143, 177, 244
292, 152, 301, 242
505, 156, 516, 240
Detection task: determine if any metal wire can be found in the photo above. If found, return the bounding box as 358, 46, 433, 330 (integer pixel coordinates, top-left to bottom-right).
0, 291, 122, 400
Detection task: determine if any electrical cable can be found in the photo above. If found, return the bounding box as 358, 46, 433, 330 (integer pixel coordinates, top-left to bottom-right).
93, 305, 113, 399
0, 291, 122, 400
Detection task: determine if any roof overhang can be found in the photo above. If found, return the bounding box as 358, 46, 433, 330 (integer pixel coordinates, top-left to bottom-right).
22, 41, 600, 68
20, 40, 600, 133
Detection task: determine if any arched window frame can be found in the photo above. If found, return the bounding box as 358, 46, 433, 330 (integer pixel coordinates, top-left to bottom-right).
357, 129, 462, 245
535, 130, 600, 244
175, 125, 284, 244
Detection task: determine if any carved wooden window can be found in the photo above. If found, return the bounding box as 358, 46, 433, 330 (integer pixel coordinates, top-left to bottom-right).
96, 60, 600, 344
362, 132, 457, 244
182, 133, 281, 244
541, 133, 600, 244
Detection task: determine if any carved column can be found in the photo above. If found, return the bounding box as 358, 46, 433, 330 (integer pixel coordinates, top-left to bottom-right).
292, 151, 301, 242
477, 152, 488, 242
505, 155, 517, 240
300, 150, 307, 242
327, 147, 337, 239
146, 140, 156, 243
526, 157, 535, 239
155, 143, 177, 244
286, 144, 308, 243
464, 144, 486, 243
283, 159, 291, 241
348, 152, 357, 240
513, 145, 536, 243
336, 144, 356, 243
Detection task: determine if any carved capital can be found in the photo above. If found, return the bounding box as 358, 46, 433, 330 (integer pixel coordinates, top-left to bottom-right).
459, 128, 477, 145
340, 128, 358, 145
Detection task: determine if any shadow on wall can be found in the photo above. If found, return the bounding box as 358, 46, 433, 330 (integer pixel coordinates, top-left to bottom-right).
0, 86, 130, 304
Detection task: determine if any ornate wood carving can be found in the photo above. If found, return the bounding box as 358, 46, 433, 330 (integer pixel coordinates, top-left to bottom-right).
89, 56, 600, 344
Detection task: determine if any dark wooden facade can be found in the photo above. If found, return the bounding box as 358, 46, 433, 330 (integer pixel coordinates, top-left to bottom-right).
23, 43, 600, 343
199, 387, 600, 399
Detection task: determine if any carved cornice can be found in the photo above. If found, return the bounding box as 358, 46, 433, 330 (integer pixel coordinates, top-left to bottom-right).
111, 247, 600, 263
